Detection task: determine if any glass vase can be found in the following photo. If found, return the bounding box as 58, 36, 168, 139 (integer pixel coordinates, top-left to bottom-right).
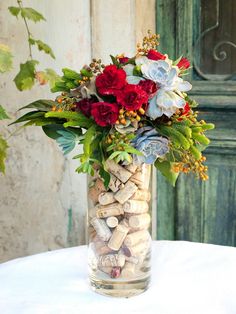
87, 160, 152, 297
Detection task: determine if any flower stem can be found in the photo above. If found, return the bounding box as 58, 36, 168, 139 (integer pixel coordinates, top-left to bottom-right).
17, 0, 33, 60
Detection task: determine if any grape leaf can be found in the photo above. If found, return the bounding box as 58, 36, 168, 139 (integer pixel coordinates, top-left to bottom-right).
14, 60, 39, 91
33, 40, 55, 59
0, 105, 10, 120
0, 44, 13, 73
8, 6, 21, 17
21, 8, 46, 23
0, 135, 8, 174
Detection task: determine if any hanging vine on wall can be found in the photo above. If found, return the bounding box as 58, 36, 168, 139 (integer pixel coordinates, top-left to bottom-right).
0, 1, 59, 173
8, 0, 60, 90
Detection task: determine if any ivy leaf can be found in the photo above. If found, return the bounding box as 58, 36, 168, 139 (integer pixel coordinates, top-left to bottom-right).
19, 99, 56, 111
0, 135, 8, 174
0, 105, 10, 120
14, 60, 39, 91
0, 44, 13, 73
33, 40, 55, 59
155, 160, 179, 187
21, 8, 46, 23
8, 6, 21, 17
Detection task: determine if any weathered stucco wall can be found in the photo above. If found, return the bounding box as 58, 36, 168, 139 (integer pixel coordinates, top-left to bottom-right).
0, 0, 155, 263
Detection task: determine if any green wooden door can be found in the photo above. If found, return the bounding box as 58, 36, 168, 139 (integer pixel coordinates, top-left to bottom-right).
155, 0, 236, 246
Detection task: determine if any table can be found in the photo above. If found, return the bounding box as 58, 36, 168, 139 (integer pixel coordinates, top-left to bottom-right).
0, 241, 235, 314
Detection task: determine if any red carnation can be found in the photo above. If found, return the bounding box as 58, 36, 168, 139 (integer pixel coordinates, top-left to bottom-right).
177, 57, 190, 69
91, 102, 119, 126
73, 98, 96, 117
118, 56, 129, 64
95, 65, 127, 96
117, 84, 148, 111
147, 49, 166, 61
138, 79, 158, 99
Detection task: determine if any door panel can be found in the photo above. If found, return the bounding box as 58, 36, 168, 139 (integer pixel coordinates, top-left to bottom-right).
156, 0, 236, 246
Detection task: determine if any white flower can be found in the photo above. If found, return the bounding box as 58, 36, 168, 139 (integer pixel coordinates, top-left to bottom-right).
140, 59, 192, 119
147, 90, 186, 119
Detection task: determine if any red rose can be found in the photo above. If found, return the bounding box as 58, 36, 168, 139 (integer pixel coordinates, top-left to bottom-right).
95, 65, 127, 96
138, 79, 158, 99
91, 102, 119, 126
117, 84, 148, 111
177, 57, 190, 69
118, 56, 129, 64
73, 98, 96, 117
147, 49, 166, 61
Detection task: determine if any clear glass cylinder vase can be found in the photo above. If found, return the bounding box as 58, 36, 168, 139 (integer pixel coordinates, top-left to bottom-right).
87, 161, 152, 297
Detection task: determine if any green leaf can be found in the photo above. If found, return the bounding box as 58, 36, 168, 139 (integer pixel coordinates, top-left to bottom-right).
155, 160, 179, 187
19, 99, 56, 111
8, 6, 21, 17
21, 7, 46, 23
84, 125, 97, 157
10, 111, 45, 125
110, 55, 119, 66
0, 135, 8, 174
42, 124, 67, 140
14, 60, 39, 91
0, 105, 10, 120
62, 68, 81, 80
99, 167, 110, 189
0, 44, 13, 73
122, 144, 143, 155
34, 40, 55, 59
45, 111, 94, 128
44, 69, 61, 88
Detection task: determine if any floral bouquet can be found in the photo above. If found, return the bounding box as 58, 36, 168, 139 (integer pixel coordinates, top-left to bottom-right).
12, 32, 214, 297
13, 31, 214, 187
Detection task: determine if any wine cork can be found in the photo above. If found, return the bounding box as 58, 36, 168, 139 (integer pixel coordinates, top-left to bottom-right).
106, 160, 132, 183
88, 207, 97, 218
114, 181, 138, 204
106, 216, 119, 228
125, 241, 150, 257
96, 244, 114, 256
125, 256, 139, 265
128, 213, 151, 229
130, 189, 151, 202
109, 174, 122, 192
130, 164, 151, 189
125, 164, 138, 174
96, 203, 124, 218
124, 230, 151, 247
123, 200, 149, 214
121, 262, 136, 278
99, 254, 126, 268
88, 178, 106, 204
108, 224, 129, 251
90, 217, 112, 241
98, 192, 115, 205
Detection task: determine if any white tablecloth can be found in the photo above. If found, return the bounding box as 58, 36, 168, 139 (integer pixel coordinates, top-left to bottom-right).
0, 241, 235, 314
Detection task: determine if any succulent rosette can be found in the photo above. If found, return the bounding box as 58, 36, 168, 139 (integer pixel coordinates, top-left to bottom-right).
13, 32, 214, 186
